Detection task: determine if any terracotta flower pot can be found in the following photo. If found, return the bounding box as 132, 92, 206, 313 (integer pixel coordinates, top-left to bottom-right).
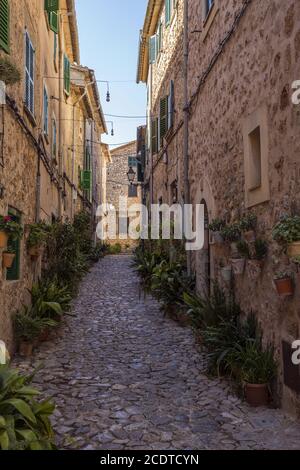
39, 328, 51, 342
245, 383, 269, 407
231, 258, 246, 276
274, 277, 294, 297
221, 266, 232, 282
247, 259, 263, 280
287, 241, 300, 258
243, 230, 256, 243
0, 231, 8, 248
2, 252, 15, 268
19, 341, 33, 358
28, 245, 43, 258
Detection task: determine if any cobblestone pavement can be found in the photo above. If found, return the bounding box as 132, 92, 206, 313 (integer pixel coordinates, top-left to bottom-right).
15, 255, 300, 450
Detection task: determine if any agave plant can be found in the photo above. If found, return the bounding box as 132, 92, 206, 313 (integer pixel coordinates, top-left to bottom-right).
0, 365, 55, 450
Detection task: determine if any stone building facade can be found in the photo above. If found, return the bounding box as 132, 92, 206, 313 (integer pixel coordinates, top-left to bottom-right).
0, 0, 107, 351
106, 141, 142, 250
137, 0, 300, 416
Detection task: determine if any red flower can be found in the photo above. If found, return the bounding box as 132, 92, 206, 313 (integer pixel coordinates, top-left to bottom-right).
4, 216, 12, 223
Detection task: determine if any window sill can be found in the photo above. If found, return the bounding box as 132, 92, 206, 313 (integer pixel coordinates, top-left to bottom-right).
202, 5, 219, 42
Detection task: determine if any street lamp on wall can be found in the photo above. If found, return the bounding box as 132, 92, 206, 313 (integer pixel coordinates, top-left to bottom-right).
127, 166, 136, 185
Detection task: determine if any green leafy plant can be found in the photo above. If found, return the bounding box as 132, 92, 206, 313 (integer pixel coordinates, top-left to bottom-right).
108, 243, 122, 255
208, 218, 225, 232
27, 223, 51, 249
274, 271, 293, 281
253, 239, 268, 260
239, 213, 257, 232
0, 365, 55, 450
13, 309, 57, 343
221, 223, 241, 243
272, 216, 300, 245
30, 279, 72, 321
236, 240, 250, 259
0, 216, 23, 240
230, 341, 277, 384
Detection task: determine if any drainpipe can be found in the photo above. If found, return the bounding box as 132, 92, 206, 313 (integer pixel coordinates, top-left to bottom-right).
35, 140, 41, 223
183, 0, 191, 275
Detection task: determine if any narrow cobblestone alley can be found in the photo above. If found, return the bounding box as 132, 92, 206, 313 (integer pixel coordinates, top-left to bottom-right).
15, 256, 300, 450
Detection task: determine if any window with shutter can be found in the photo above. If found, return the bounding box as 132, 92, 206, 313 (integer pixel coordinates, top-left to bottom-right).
43, 86, 49, 135
44, 0, 59, 12
151, 118, 158, 155
165, 0, 171, 26
49, 11, 59, 34
0, 0, 9, 54
64, 54, 70, 94
6, 209, 21, 282
149, 35, 157, 64
160, 96, 168, 142
52, 117, 57, 159
25, 32, 35, 114
168, 80, 174, 129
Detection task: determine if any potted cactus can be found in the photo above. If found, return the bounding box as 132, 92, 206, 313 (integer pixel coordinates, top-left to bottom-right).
239, 213, 257, 243
208, 218, 226, 244
274, 271, 294, 297
2, 247, 16, 269
273, 216, 300, 257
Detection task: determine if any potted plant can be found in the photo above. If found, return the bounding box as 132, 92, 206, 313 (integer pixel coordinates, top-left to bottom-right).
27, 222, 50, 257
0, 215, 23, 248
221, 223, 241, 256
2, 247, 16, 269
273, 216, 300, 257
208, 218, 226, 244
219, 260, 232, 282
274, 271, 294, 297
239, 213, 257, 243
238, 342, 277, 407
231, 240, 250, 275
247, 239, 268, 280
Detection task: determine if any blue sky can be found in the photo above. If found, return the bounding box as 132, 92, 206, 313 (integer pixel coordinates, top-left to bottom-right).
76, 0, 148, 148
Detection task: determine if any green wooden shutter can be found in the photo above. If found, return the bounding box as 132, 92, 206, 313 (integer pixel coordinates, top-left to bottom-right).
81, 170, 92, 191
6, 211, 21, 281
149, 35, 156, 64
0, 0, 10, 54
160, 97, 168, 142
45, 0, 59, 12
168, 80, 174, 129
151, 118, 158, 154
64, 55, 70, 94
165, 0, 171, 25
49, 11, 59, 34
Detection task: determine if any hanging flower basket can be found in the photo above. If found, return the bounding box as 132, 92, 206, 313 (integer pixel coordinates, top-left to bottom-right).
231, 258, 246, 276
2, 252, 15, 269
0, 215, 23, 240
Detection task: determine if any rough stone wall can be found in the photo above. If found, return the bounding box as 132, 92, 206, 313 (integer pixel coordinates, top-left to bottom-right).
0, 0, 88, 351
144, 0, 300, 416
106, 141, 141, 250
